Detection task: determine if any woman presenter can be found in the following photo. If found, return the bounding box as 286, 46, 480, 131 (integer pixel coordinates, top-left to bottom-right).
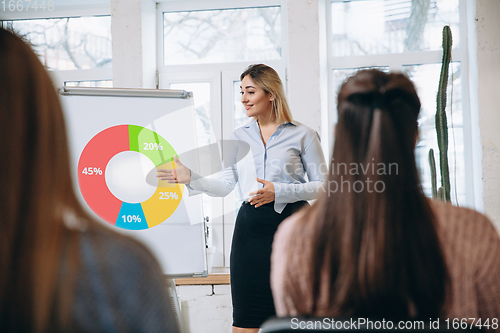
158, 64, 326, 332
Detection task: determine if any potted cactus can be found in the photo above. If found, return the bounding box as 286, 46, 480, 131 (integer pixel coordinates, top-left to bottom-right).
428, 26, 452, 202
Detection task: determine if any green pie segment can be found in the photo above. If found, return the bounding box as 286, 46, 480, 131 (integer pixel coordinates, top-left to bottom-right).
128, 125, 176, 166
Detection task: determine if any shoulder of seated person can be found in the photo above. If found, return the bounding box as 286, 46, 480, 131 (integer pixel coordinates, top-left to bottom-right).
430, 199, 490, 223
430, 198, 499, 240
275, 210, 306, 240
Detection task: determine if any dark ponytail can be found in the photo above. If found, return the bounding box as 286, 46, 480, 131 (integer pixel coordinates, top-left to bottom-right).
282, 70, 448, 320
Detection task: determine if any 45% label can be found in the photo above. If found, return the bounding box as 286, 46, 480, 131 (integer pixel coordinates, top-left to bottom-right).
82, 167, 102, 176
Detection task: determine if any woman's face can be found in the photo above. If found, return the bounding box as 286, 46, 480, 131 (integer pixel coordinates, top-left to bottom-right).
240, 75, 273, 119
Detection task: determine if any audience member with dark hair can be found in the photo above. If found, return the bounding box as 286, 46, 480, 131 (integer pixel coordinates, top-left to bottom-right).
270, 69, 500, 328
0, 28, 180, 332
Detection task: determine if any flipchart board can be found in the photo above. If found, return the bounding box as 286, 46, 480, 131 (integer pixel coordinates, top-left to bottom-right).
60, 87, 207, 278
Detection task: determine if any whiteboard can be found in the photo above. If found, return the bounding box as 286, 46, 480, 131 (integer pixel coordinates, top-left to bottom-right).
60, 87, 207, 278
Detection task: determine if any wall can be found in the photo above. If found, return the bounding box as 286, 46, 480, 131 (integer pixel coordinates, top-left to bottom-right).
111, 0, 156, 88
473, 0, 500, 229
176, 285, 232, 333
286, 0, 322, 133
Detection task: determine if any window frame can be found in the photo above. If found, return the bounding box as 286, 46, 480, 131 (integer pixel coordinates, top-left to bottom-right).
325, 0, 476, 208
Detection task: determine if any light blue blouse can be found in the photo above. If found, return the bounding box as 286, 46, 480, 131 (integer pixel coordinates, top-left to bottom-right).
187, 119, 327, 213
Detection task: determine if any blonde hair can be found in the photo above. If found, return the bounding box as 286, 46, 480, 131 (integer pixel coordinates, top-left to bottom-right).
240, 64, 293, 124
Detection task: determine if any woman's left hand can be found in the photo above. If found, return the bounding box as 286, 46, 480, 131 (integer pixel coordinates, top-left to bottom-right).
248, 178, 275, 208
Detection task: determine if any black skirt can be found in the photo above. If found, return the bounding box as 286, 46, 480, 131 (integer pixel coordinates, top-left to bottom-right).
230, 200, 308, 328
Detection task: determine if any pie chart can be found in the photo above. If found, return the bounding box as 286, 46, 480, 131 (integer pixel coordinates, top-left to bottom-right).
78, 125, 183, 230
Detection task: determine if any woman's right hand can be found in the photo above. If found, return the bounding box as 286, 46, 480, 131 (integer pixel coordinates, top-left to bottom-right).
157, 155, 191, 184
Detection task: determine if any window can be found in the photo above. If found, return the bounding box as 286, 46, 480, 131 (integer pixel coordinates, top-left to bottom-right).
330, 0, 460, 56
64, 80, 113, 87
163, 6, 281, 65
326, 0, 471, 207
3, 16, 111, 70
158, 0, 287, 270
1, 15, 112, 87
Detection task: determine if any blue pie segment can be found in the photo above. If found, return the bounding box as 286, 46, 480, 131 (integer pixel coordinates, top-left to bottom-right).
115, 202, 148, 230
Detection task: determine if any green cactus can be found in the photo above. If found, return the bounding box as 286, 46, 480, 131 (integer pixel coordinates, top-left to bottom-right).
437, 187, 446, 201
433, 25, 452, 202
428, 149, 438, 199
